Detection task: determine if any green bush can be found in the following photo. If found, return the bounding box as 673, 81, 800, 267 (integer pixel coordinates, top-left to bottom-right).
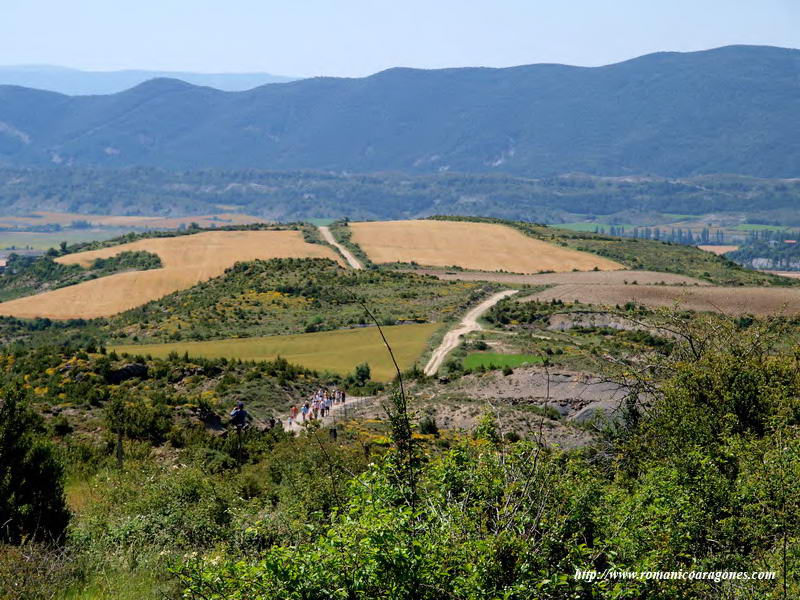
418, 415, 439, 436
0, 388, 69, 543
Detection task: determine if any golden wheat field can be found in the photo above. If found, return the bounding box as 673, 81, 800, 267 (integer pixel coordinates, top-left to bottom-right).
349, 220, 623, 273
526, 283, 800, 316
0, 230, 343, 319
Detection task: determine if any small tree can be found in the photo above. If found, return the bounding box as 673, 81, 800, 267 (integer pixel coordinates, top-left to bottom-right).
0, 388, 69, 543
352, 362, 371, 386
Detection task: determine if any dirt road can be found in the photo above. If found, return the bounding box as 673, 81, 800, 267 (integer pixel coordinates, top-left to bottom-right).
319, 226, 363, 269
424, 289, 519, 376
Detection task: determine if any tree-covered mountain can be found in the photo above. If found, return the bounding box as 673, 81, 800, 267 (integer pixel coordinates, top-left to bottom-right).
0, 65, 295, 95
0, 45, 797, 177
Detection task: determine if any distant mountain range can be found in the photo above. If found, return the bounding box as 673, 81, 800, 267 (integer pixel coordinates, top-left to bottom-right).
0, 46, 797, 177
0, 65, 296, 95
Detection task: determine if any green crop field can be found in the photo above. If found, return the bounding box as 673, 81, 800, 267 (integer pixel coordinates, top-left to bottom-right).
112, 322, 439, 381
462, 352, 544, 370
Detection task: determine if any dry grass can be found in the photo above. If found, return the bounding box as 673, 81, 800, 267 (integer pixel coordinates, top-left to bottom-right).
111, 323, 439, 381
349, 220, 623, 273
526, 283, 800, 316
0, 211, 266, 229
410, 268, 709, 286
0, 230, 342, 319
697, 245, 739, 255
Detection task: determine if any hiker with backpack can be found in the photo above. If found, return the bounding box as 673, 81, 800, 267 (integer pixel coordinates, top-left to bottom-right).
229, 401, 251, 431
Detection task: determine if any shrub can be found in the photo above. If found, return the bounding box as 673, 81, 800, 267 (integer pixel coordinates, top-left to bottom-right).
418, 415, 439, 436
0, 388, 70, 543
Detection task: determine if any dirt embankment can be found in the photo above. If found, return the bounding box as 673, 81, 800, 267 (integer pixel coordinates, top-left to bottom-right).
348, 366, 627, 448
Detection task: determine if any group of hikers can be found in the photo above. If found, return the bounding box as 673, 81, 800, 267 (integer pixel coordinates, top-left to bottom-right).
227, 387, 348, 432
288, 388, 347, 425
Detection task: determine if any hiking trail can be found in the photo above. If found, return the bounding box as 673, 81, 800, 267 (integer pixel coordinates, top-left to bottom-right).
284, 395, 373, 433
319, 226, 363, 269
424, 289, 519, 376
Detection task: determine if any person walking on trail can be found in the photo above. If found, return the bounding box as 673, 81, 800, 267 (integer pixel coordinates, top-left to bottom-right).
289, 405, 298, 426
229, 401, 251, 431
301, 402, 310, 423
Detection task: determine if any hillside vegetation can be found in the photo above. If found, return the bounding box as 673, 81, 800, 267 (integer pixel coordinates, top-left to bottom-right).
0, 46, 797, 177
2, 312, 799, 598
105, 258, 489, 343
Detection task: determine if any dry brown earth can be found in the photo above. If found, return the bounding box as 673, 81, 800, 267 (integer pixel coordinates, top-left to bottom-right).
0, 230, 342, 319
349, 220, 623, 273
526, 284, 800, 315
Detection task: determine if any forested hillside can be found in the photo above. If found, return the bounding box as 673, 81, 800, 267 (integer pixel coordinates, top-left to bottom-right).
0, 46, 797, 177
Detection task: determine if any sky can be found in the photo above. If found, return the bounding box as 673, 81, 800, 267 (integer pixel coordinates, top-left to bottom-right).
1, 0, 798, 77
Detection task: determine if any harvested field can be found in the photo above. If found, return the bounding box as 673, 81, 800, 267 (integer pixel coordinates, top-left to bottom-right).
410, 268, 709, 286
349, 220, 623, 273
0, 230, 342, 319
526, 284, 800, 316
111, 323, 439, 381
697, 245, 739, 255
0, 211, 266, 229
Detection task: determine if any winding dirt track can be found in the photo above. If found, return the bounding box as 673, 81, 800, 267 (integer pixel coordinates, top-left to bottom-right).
424, 289, 519, 376
319, 226, 363, 270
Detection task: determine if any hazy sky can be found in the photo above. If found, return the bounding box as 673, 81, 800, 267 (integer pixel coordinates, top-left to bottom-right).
2, 0, 798, 77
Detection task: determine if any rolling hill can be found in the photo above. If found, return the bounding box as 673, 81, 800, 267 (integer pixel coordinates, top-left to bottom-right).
0, 65, 295, 95
0, 45, 797, 177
